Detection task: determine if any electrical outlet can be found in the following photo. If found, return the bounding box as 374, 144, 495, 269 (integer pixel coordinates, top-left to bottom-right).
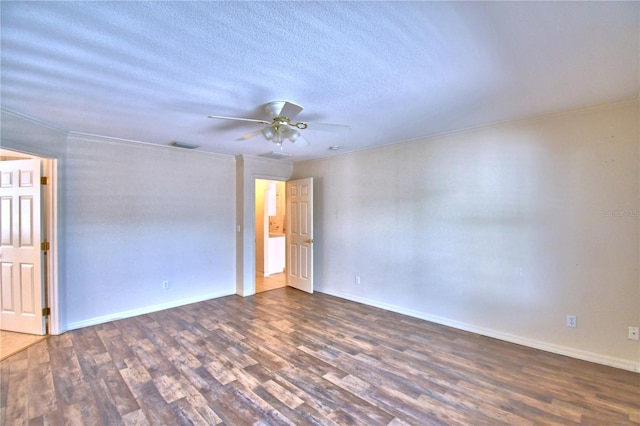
566, 315, 577, 328
628, 326, 639, 341
355, 275, 361, 285
162, 280, 169, 289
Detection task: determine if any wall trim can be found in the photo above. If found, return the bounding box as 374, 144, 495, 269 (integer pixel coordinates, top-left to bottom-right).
294, 96, 639, 166
319, 289, 640, 373
66, 289, 236, 332
238, 153, 294, 166
67, 132, 235, 161
1, 107, 235, 161
0, 107, 69, 134
45, 158, 60, 335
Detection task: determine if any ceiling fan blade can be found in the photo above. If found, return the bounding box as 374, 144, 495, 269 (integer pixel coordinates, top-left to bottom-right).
279, 102, 304, 119
208, 115, 271, 125
304, 122, 351, 133
236, 129, 263, 141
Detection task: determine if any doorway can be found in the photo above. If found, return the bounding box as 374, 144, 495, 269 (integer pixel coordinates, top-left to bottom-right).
0, 147, 57, 354
255, 179, 287, 293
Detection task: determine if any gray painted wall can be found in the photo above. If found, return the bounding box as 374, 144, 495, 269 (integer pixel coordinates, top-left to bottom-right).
293, 99, 640, 371
1, 110, 236, 331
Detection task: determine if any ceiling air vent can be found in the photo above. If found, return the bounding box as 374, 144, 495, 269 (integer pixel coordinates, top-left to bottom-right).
258, 151, 292, 160
169, 141, 200, 149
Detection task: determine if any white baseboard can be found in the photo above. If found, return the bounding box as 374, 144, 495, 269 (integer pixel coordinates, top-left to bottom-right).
66, 289, 236, 331
319, 288, 640, 373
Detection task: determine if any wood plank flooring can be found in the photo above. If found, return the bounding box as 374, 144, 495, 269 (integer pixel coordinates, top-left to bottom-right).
1, 288, 638, 425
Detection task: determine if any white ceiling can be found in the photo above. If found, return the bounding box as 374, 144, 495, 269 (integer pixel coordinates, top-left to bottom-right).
1, 1, 638, 161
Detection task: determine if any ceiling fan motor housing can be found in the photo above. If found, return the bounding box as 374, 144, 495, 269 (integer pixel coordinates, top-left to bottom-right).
264, 100, 303, 119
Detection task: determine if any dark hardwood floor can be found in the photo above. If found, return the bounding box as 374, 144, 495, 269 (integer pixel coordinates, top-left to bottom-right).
1, 287, 638, 425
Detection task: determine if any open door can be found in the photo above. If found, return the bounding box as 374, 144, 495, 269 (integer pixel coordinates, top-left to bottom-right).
286, 178, 313, 293
0, 159, 46, 335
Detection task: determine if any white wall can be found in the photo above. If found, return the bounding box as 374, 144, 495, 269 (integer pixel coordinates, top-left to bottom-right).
293, 99, 640, 371
1, 109, 236, 331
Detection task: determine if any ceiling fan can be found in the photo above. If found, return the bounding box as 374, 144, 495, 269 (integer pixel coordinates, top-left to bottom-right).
208, 101, 350, 149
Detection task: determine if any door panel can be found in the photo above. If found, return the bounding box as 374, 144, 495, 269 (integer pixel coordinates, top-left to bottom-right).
20, 196, 35, 246
286, 178, 313, 293
0, 159, 45, 335
300, 245, 309, 279
20, 264, 36, 314
1, 263, 13, 311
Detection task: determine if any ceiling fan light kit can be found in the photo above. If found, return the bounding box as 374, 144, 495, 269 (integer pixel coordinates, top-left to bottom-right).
208, 100, 350, 151
262, 122, 302, 149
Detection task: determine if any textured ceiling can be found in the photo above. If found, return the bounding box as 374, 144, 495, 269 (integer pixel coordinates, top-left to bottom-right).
1, 1, 638, 161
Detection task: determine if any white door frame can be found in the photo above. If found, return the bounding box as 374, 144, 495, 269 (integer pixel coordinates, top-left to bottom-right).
235, 154, 294, 297
255, 179, 286, 279
0, 147, 59, 335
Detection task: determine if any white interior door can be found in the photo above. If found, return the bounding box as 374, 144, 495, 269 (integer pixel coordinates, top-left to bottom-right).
0, 159, 46, 335
286, 178, 313, 293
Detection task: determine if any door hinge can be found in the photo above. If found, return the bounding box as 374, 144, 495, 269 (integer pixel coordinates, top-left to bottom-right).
41, 176, 48, 185
41, 242, 50, 251
42, 307, 50, 316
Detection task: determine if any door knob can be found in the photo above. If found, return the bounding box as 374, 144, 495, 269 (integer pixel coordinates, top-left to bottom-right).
305, 238, 314, 243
